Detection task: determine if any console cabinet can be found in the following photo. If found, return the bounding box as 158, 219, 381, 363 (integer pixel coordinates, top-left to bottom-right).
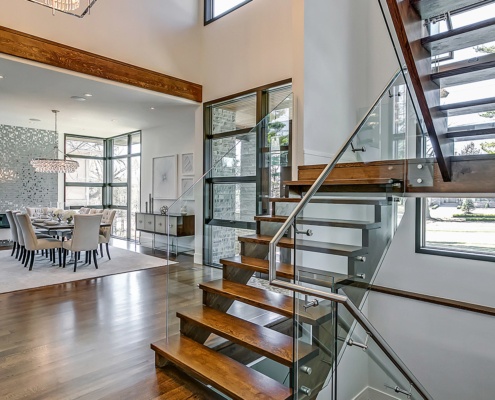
135, 213, 194, 254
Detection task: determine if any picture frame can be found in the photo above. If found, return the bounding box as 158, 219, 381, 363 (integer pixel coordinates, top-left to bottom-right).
153, 155, 177, 199
181, 177, 194, 200
181, 153, 194, 176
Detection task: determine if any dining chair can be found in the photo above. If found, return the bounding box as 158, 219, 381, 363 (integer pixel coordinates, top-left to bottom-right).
5, 210, 19, 258
14, 213, 56, 264
98, 209, 116, 260
89, 209, 103, 214
79, 207, 90, 214
62, 214, 102, 272
16, 214, 62, 270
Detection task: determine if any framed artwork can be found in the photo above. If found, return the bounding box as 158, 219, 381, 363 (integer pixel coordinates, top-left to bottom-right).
153, 155, 177, 199
181, 177, 194, 200
181, 153, 194, 175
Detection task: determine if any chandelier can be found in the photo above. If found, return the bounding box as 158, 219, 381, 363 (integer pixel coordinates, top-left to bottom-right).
27, 0, 98, 17
30, 110, 79, 174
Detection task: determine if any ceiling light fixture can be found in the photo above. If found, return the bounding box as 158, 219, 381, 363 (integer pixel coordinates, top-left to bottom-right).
0, 75, 4, 79
70, 95, 86, 101
84, 93, 93, 97
27, 0, 98, 18
30, 110, 79, 174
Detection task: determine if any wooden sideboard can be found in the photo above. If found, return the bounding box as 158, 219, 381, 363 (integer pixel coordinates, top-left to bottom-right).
135, 213, 194, 254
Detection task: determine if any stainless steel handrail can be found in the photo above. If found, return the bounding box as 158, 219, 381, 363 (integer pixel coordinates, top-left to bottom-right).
268, 69, 401, 280
267, 69, 433, 400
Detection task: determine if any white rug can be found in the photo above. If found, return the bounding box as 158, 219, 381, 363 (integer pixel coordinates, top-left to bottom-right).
0, 246, 176, 294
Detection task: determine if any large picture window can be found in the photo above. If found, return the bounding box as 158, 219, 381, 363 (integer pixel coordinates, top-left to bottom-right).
204, 0, 252, 25
417, 198, 495, 261
64, 132, 141, 240
203, 81, 292, 266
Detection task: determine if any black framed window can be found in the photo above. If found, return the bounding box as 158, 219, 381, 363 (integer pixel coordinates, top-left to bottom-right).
203, 80, 292, 266
64, 131, 141, 240
204, 0, 252, 25
416, 198, 495, 262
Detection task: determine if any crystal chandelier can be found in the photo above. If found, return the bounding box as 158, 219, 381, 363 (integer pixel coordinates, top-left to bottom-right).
27, 0, 98, 17
30, 110, 79, 174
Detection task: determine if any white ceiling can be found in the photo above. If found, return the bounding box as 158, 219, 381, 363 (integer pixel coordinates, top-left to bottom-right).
0, 55, 199, 138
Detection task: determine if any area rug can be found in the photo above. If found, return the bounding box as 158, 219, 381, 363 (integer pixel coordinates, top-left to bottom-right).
0, 246, 176, 294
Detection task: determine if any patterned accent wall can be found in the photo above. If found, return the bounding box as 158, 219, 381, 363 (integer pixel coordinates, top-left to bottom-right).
0, 124, 58, 212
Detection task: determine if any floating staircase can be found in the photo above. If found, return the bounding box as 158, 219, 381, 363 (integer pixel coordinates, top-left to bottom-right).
152, 165, 396, 399
151, 1, 495, 398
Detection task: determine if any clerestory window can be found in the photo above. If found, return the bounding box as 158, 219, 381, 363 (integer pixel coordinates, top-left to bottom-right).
204, 0, 252, 25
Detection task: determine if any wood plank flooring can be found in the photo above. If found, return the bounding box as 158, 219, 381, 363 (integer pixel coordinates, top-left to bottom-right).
0, 251, 228, 399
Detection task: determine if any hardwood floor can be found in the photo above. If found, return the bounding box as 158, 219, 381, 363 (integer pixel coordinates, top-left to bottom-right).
0, 257, 225, 399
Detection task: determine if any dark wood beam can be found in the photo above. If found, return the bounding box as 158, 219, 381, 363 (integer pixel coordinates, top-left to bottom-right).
386, 0, 452, 181
0, 25, 202, 103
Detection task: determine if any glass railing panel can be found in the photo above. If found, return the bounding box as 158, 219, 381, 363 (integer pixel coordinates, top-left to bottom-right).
337, 301, 431, 399
293, 269, 336, 399
266, 71, 433, 399
148, 92, 293, 339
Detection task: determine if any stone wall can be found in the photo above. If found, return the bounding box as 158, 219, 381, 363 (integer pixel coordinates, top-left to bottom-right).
0, 124, 58, 213
210, 109, 256, 264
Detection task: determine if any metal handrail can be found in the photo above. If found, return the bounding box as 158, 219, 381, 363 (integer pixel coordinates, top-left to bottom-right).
267, 69, 433, 400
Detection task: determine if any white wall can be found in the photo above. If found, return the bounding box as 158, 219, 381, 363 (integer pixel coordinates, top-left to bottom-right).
201, 0, 293, 102
303, 0, 397, 165
140, 105, 199, 254
369, 291, 495, 400
0, 0, 203, 83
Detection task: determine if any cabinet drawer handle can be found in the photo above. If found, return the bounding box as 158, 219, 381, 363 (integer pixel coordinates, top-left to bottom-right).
139, 220, 143, 223
148, 221, 152, 224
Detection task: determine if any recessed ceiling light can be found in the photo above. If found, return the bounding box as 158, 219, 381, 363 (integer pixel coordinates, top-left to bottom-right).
111, 119, 117, 122
0, 75, 4, 79
84, 93, 93, 97
71, 96, 86, 101
150, 107, 155, 110
29, 118, 41, 122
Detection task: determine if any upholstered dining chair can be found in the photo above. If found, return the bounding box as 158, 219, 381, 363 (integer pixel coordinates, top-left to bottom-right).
14, 213, 57, 265
16, 213, 62, 270
89, 209, 103, 214
5, 210, 20, 258
79, 207, 90, 214
98, 209, 116, 260
62, 214, 102, 272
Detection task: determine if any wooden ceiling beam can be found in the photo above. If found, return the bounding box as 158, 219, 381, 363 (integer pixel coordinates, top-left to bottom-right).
0, 25, 202, 103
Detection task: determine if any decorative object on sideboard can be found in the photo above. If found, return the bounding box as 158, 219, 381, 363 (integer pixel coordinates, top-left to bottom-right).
153, 155, 177, 199
145, 201, 148, 213
27, 0, 98, 18
30, 110, 79, 174
160, 205, 169, 215
180, 205, 187, 216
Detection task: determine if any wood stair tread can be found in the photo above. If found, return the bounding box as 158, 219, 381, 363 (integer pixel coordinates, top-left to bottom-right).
431, 53, 495, 87
151, 334, 292, 400
438, 96, 495, 117
238, 234, 368, 257
284, 178, 398, 186
220, 255, 294, 279
422, 16, 495, 55
177, 305, 318, 367
220, 255, 356, 287
412, 0, 484, 19
254, 215, 381, 229
200, 279, 332, 324
269, 197, 389, 205
447, 126, 495, 139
